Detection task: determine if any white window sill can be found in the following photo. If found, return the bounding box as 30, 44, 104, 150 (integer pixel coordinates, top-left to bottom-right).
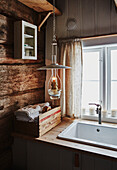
82, 114, 117, 123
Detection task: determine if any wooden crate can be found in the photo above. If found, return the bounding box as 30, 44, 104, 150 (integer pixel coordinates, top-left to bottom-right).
14, 106, 61, 137
39, 106, 61, 136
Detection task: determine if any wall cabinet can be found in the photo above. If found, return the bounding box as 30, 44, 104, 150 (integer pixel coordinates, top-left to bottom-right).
14, 20, 37, 60
12, 138, 117, 170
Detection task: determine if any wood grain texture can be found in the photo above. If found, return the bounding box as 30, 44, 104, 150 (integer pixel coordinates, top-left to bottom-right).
0, 0, 38, 24
0, 12, 45, 63
38, 30, 45, 51
39, 110, 61, 136
81, 0, 95, 37
95, 0, 111, 35
47, 0, 117, 43
14, 107, 61, 137
0, 14, 14, 44
18, 0, 61, 15
0, 44, 13, 58
0, 88, 45, 118
68, 0, 80, 37
0, 0, 46, 168
0, 45, 45, 64
55, 0, 68, 38
0, 64, 46, 96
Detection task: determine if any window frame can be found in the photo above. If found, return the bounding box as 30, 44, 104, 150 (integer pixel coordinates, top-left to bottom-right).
82, 44, 117, 123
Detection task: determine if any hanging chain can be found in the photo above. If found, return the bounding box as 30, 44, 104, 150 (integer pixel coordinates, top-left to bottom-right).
52, 0, 57, 65
53, 0, 56, 42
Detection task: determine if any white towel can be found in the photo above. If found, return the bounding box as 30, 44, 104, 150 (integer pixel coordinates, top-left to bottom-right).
15, 102, 50, 122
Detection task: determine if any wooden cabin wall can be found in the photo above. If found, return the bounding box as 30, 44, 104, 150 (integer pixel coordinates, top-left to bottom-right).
55, 0, 117, 38
0, 0, 46, 169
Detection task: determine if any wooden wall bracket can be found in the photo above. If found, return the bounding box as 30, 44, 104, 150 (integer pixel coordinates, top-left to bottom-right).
38, 11, 53, 31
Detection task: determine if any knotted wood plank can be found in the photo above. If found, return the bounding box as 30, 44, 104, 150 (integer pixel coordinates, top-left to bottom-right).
0, 88, 45, 118
0, 64, 46, 96
0, 46, 45, 64
0, 44, 13, 57
0, 0, 38, 24
0, 14, 14, 44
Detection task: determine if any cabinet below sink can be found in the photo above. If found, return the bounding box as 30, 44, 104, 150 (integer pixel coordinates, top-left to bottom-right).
13, 137, 117, 170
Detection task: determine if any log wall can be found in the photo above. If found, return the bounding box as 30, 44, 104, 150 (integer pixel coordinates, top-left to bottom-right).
0, 0, 46, 168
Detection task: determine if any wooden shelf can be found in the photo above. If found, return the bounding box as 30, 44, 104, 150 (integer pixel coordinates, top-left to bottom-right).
24, 56, 35, 59
24, 46, 34, 49
18, 0, 61, 15
24, 34, 33, 38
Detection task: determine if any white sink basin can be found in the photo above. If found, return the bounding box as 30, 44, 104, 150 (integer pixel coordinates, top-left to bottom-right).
58, 121, 117, 150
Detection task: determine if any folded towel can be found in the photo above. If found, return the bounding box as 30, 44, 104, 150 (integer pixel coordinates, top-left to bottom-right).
15, 102, 50, 122
15, 115, 39, 122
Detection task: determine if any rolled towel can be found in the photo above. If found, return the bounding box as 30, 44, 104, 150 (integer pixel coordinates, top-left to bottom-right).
42, 106, 51, 113
16, 115, 38, 122
15, 105, 41, 121
14, 102, 51, 122
37, 102, 50, 112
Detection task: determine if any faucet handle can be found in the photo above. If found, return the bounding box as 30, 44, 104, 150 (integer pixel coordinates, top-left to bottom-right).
89, 103, 101, 108
89, 103, 101, 107
89, 103, 102, 124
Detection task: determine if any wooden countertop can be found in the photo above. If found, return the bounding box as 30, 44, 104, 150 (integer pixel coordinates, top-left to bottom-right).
13, 117, 117, 159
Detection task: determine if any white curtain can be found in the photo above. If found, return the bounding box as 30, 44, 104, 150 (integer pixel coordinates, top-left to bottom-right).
60, 40, 83, 118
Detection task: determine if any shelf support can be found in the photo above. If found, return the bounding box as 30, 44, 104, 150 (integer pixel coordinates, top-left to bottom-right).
38, 11, 53, 31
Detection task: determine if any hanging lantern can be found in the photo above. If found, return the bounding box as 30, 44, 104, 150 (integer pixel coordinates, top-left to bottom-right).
37, 0, 71, 100
48, 69, 62, 100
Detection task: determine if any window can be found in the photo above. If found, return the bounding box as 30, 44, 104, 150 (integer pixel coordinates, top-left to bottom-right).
107, 47, 117, 112
82, 44, 117, 123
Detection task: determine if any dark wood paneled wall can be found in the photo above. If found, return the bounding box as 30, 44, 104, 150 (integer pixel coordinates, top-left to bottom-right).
55, 0, 117, 38
46, 0, 117, 41
0, 0, 46, 169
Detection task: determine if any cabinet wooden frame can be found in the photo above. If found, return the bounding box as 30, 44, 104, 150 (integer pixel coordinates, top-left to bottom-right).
14, 20, 37, 60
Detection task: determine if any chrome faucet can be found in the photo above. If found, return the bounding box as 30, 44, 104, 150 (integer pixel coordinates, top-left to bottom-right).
89, 103, 102, 124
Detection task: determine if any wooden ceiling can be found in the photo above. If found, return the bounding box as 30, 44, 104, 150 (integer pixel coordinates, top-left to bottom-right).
18, 0, 61, 15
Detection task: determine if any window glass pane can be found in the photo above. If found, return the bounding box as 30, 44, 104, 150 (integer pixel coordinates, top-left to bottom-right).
111, 50, 117, 110
111, 50, 117, 80
111, 82, 117, 109
83, 51, 99, 80
82, 81, 99, 110
82, 50, 100, 111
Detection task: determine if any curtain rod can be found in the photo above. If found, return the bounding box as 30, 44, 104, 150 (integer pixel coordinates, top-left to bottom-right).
81, 33, 117, 40
58, 33, 117, 43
